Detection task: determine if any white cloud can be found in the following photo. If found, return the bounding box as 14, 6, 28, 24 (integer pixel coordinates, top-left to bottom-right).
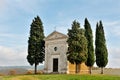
56, 26, 68, 35
0, 46, 28, 66
0, 32, 28, 48
107, 46, 120, 68
8, 0, 46, 14
0, 0, 7, 11
105, 21, 120, 36
0, 0, 44, 18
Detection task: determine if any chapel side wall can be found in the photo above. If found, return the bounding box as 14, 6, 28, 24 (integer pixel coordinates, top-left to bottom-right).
59, 42, 68, 73
68, 62, 89, 74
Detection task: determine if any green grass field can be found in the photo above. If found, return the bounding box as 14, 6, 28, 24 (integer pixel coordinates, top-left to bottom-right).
0, 74, 120, 80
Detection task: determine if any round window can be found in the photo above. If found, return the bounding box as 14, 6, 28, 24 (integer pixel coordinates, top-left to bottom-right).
54, 47, 57, 51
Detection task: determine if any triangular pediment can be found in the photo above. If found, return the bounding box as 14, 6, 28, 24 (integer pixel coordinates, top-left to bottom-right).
45, 31, 68, 41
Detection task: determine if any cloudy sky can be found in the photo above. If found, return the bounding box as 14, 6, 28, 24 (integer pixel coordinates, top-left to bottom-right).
0, 0, 120, 68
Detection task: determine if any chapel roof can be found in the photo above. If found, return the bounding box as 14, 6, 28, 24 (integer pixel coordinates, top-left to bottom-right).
44, 31, 68, 41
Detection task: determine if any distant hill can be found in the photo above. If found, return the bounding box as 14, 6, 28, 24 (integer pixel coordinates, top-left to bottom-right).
0, 65, 44, 70
0, 65, 44, 75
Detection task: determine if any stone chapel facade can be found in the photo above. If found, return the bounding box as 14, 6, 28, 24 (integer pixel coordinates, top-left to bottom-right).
44, 31, 88, 74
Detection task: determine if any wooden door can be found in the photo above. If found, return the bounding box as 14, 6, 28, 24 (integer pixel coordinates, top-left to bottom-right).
53, 58, 58, 72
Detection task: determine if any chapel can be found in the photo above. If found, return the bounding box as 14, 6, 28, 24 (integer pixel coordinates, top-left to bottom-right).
44, 31, 88, 74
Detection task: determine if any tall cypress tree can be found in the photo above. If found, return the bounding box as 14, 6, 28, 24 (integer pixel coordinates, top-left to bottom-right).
27, 16, 45, 74
67, 20, 88, 73
84, 18, 95, 74
95, 21, 108, 74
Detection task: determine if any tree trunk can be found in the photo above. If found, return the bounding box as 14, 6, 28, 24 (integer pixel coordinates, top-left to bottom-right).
35, 63, 37, 74
75, 63, 78, 74
89, 67, 92, 74
101, 67, 104, 74
75, 64, 79, 74
75, 64, 80, 74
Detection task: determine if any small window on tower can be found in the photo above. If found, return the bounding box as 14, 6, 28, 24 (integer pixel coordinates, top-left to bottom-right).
54, 47, 57, 51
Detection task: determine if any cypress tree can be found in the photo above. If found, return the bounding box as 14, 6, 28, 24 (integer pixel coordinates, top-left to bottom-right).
84, 18, 95, 74
95, 21, 108, 74
27, 16, 45, 74
67, 20, 88, 73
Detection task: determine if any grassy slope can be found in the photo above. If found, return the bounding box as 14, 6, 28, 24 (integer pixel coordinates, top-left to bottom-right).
1, 74, 120, 80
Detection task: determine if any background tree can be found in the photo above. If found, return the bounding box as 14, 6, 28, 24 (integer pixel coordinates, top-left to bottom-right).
27, 16, 45, 74
67, 20, 88, 73
95, 21, 108, 74
84, 18, 95, 74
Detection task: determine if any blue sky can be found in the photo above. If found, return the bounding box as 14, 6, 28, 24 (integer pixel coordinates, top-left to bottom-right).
0, 0, 120, 68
